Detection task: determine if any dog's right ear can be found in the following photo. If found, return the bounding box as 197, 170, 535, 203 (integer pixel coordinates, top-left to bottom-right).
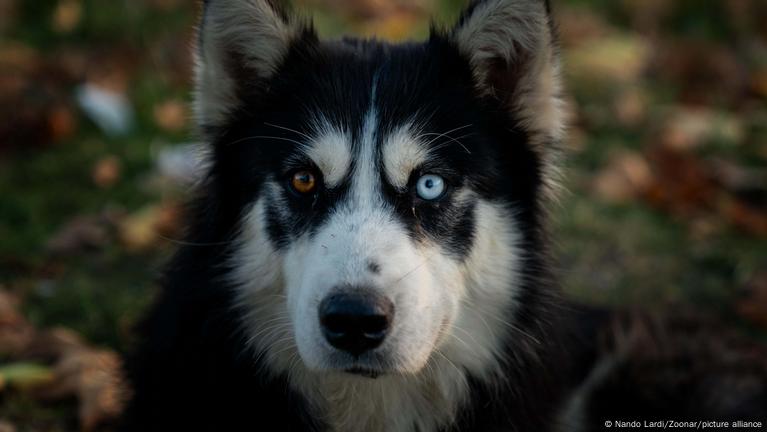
195, 0, 309, 130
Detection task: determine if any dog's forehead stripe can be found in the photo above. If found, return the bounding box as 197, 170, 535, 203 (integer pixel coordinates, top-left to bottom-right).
351, 101, 381, 205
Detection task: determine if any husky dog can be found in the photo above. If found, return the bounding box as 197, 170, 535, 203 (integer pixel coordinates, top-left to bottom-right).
123, 0, 767, 431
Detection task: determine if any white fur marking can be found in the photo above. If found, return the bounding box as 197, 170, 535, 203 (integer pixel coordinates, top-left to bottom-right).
304, 129, 352, 187
382, 125, 429, 190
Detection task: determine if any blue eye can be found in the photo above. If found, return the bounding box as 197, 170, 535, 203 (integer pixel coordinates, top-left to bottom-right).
416, 174, 446, 200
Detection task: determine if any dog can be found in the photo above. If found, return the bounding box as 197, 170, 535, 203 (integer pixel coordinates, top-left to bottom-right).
122, 1, 767, 431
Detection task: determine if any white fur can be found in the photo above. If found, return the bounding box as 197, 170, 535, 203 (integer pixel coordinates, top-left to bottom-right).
195, 0, 299, 127
382, 124, 429, 190
441, 200, 524, 378
303, 127, 352, 187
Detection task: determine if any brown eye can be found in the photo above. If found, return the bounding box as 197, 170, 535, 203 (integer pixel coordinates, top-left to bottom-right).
290, 170, 317, 194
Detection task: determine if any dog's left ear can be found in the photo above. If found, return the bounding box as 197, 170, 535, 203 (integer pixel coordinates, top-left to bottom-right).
450, 0, 565, 144
195, 0, 311, 130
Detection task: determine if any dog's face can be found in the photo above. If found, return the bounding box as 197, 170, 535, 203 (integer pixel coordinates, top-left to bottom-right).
197, 0, 563, 379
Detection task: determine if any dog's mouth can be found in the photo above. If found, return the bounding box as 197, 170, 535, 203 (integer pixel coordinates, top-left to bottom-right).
344, 367, 383, 379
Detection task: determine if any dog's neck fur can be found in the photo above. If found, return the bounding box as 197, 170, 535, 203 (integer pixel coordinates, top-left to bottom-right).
292, 360, 469, 432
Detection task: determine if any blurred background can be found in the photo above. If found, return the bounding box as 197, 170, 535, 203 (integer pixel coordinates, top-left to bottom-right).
0, 0, 766, 430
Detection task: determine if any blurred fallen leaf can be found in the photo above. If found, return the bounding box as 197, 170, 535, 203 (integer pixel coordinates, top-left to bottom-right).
660, 108, 744, 151
119, 202, 183, 251
643, 146, 717, 217
566, 35, 650, 87
0, 290, 128, 430
24, 327, 86, 362
92, 155, 122, 189
36, 349, 126, 432
119, 206, 160, 251
153, 99, 187, 132
52, 0, 82, 34
0, 363, 55, 392
592, 150, 653, 203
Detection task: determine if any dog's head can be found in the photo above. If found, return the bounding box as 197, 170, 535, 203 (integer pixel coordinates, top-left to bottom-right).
196, 0, 564, 379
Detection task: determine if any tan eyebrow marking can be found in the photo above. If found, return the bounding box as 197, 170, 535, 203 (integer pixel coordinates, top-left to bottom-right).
382, 126, 429, 190
304, 129, 352, 187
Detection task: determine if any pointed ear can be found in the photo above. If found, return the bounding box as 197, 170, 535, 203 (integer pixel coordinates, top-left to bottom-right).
194, 0, 308, 129
450, 0, 565, 145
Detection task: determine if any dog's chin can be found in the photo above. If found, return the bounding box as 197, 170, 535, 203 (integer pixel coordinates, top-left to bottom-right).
322, 355, 395, 378
297, 338, 437, 377
326, 355, 431, 379
344, 366, 384, 379
304, 354, 420, 379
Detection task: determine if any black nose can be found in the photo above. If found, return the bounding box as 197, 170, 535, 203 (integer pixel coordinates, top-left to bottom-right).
319, 292, 394, 356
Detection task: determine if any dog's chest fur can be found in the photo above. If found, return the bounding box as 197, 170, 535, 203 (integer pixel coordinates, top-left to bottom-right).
298, 366, 467, 432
